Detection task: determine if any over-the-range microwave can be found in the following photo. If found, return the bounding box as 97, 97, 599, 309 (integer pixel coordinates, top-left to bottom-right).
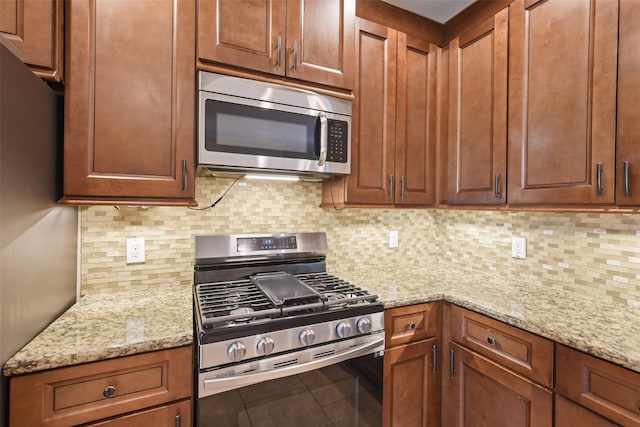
197, 72, 351, 180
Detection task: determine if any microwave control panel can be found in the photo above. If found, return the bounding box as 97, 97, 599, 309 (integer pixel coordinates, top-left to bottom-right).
327, 120, 348, 163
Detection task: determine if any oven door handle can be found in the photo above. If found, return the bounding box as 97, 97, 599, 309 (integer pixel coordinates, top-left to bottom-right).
202, 336, 384, 395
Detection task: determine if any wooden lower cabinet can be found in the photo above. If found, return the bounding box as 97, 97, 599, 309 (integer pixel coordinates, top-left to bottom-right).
556, 344, 640, 426
9, 346, 192, 427
383, 337, 440, 427
445, 342, 552, 426
554, 395, 617, 427
383, 303, 441, 426
86, 399, 191, 427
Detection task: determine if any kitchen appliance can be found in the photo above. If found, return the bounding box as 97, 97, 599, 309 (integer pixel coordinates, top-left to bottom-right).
198, 72, 351, 180
194, 232, 384, 426
0, 36, 77, 425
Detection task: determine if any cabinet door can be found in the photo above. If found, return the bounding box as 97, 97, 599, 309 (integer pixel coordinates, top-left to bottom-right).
448, 9, 507, 205
198, 0, 286, 76
508, 0, 617, 204
87, 399, 191, 427
555, 395, 617, 427
383, 337, 440, 427
445, 343, 552, 427
63, 0, 196, 205
285, 0, 355, 89
616, 0, 640, 206
344, 18, 396, 205
0, 0, 63, 81
394, 34, 438, 205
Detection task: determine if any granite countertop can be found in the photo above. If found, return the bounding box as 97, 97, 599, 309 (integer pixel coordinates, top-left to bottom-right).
4, 263, 640, 377
333, 262, 640, 374
3, 285, 193, 376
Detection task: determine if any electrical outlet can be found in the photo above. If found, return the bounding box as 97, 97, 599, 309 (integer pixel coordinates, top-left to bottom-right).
126, 237, 145, 264
389, 231, 399, 248
511, 237, 527, 259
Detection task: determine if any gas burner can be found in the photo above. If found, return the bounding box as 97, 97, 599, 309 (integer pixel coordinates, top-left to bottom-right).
226, 293, 242, 304
228, 307, 255, 322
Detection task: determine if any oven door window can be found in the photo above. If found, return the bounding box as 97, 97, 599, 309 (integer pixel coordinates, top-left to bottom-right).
198, 358, 382, 427
204, 99, 318, 160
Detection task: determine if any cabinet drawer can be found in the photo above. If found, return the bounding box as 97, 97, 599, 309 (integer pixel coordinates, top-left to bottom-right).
10, 346, 192, 427
556, 344, 640, 426
385, 302, 440, 347
87, 398, 191, 427
449, 305, 553, 387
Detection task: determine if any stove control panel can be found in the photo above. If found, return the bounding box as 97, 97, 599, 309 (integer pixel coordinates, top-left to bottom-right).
237, 236, 297, 252
200, 312, 384, 369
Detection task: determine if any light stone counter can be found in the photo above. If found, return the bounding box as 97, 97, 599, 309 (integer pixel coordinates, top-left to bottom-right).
3, 285, 193, 376
4, 264, 640, 377
331, 262, 640, 374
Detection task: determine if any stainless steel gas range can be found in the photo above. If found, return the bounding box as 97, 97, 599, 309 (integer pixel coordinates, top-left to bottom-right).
193, 232, 384, 426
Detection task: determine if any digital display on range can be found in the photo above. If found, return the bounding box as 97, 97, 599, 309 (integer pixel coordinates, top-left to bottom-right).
237, 236, 297, 252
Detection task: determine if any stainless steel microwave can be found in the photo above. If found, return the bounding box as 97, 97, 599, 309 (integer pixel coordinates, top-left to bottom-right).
198, 72, 351, 179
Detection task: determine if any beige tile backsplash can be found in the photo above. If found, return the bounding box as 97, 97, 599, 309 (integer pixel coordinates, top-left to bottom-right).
80, 177, 640, 305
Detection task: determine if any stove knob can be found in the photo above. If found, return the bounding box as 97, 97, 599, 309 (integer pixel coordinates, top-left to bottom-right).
357, 318, 372, 334
257, 337, 275, 355
336, 321, 352, 338
227, 342, 246, 362
299, 329, 316, 346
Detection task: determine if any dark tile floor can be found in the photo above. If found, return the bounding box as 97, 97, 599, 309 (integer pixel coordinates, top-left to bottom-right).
198, 364, 382, 427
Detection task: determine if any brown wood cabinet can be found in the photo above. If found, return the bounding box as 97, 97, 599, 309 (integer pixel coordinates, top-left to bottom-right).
616, 0, 640, 206
9, 346, 192, 427
322, 18, 439, 207
443, 304, 553, 426
198, 0, 355, 90
61, 0, 196, 206
383, 303, 441, 427
447, 8, 507, 205
556, 344, 640, 426
0, 0, 64, 81
446, 342, 553, 426
555, 395, 618, 427
448, 305, 553, 388
507, 0, 618, 205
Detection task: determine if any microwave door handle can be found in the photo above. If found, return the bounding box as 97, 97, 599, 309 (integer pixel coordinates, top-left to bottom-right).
318, 113, 328, 167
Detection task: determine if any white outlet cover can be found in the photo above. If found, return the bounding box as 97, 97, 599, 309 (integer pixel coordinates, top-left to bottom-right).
126, 237, 146, 264
511, 237, 527, 259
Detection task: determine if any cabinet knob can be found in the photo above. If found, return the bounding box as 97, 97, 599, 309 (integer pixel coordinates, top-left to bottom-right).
408, 321, 416, 330
487, 336, 496, 345
103, 385, 117, 398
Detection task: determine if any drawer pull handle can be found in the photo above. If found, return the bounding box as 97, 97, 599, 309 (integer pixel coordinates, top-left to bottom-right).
408, 321, 416, 330
103, 385, 117, 398
487, 336, 496, 345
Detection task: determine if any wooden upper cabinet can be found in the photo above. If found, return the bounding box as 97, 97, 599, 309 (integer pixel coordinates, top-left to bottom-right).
507, 0, 618, 205
616, 0, 640, 206
62, 0, 196, 205
0, 0, 63, 81
323, 18, 439, 207
394, 34, 438, 205
197, 0, 355, 90
343, 18, 397, 205
448, 8, 508, 205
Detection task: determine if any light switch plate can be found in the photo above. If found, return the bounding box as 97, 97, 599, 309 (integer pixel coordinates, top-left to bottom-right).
389, 231, 399, 248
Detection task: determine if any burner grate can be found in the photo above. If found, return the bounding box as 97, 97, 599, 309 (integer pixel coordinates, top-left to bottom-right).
195, 272, 378, 327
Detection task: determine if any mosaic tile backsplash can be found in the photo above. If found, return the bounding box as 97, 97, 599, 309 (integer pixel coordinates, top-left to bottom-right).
80, 177, 640, 305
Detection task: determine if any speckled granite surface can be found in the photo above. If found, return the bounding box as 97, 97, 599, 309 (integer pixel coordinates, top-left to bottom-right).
4, 264, 640, 377
2, 285, 193, 376
332, 263, 640, 374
